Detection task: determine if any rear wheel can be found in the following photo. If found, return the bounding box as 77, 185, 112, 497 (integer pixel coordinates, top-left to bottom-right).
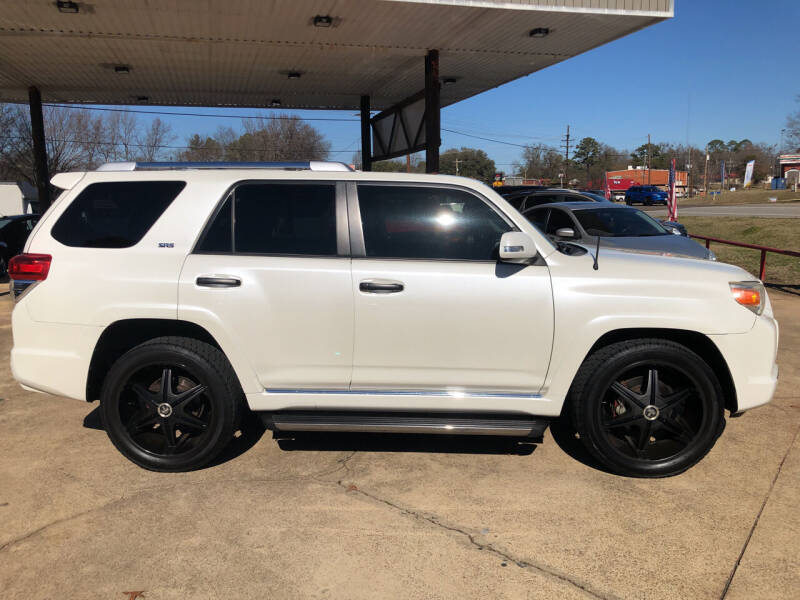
100, 336, 243, 472
569, 339, 724, 477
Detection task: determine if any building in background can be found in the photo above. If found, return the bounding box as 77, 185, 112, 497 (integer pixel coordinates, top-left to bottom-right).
604, 167, 688, 200
0, 182, 38, 216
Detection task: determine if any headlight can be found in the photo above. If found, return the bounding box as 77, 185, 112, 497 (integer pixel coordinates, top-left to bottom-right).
707, 249, 717, 260
730, 281, 765, 315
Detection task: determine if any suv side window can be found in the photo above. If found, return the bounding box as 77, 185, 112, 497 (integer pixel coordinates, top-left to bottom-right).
357, 185, 512, 261
51, 181, 185, 248
525, 207, 549, 231
197, 182, 337, 256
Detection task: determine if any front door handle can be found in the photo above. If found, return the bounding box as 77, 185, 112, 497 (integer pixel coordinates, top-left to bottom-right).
196, 276, 241, 288
359, 280, 404, 294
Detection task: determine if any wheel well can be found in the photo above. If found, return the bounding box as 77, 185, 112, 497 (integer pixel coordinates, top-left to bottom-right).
585, 328, 738, 413
86, 319, 221, 402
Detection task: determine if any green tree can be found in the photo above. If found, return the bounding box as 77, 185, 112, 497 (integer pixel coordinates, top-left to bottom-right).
630, 142, 667, 169
439, 147, 495, 183
572, 137, 601, 185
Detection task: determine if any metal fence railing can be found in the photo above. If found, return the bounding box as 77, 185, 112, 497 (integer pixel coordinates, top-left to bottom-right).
690, 234, 800, 281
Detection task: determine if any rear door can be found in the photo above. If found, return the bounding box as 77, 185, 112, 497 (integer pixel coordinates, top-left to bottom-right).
179, 181, 354, 391
349, 183, 554, 394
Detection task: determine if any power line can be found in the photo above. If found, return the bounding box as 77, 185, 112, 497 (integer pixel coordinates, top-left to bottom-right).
43, 103, 360, 123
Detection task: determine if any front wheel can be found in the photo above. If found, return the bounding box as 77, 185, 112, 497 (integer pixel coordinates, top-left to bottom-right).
100, 336, 243, 471
569, 339, 724, 477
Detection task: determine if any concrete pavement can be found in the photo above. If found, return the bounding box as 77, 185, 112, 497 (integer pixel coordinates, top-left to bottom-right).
1, 288, 798, 599
645, 204, 800, 218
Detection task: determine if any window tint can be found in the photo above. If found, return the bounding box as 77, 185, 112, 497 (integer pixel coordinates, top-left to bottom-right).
52, 181, 185, 248
545, 209, 575, 235
358, 185, 512, 260
524, 194, 560, 208
574, 208, 668, 237
198, 183, 337, 255
197, 195, 233, 253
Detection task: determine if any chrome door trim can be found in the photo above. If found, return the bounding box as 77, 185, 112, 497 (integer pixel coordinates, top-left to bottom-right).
265, 388, 541, 399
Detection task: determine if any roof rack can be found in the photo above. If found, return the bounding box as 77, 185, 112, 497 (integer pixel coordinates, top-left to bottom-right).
96, 161, 354, 172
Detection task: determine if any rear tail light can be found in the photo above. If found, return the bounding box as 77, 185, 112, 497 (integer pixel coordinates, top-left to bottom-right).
730, 281, 765, 315
8, 253, 52, 281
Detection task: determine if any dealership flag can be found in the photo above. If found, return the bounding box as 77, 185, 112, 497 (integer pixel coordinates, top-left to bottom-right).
604, 172, 610, 200
744, 160, 755, 188
668, 158, 678, 221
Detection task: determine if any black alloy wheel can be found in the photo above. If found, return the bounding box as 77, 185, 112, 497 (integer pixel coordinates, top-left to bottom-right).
100, 336, 242, 471
570, 339, 724, 477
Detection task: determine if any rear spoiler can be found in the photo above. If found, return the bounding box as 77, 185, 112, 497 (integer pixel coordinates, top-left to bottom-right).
51, 172, 86, 190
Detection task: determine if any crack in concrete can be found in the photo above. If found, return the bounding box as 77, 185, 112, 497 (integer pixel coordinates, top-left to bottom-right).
720, 421, 800, 599
337, 479, 616, 600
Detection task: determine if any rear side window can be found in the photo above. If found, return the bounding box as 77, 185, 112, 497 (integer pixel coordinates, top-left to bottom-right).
196, 182, 337, 256
51, 181, 185, 248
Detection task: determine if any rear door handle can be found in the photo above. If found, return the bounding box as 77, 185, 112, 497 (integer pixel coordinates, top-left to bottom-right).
196, 276, 241, 288
359, 280, 404, 294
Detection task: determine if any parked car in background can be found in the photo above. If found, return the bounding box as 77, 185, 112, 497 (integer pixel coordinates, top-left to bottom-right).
625, 185, 668, 206
503, 188, 612, 212
523, 202, 714, 260
0, 214, 40, 276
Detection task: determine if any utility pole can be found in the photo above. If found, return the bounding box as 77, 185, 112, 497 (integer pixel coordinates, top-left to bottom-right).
455, 158, 461, 176
561, 125, 571, 187
703, 144, 709, 197
647, 133, 651, 185
406, 153, 411, 173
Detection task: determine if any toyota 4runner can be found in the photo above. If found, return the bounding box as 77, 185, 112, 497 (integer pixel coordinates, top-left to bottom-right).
9, 161, 779, 477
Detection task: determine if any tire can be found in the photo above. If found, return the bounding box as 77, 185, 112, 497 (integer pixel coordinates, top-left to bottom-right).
100, 336, 244, 472
569, 339, 724, 478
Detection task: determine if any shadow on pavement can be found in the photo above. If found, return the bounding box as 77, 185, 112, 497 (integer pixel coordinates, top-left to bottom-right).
82, 405, 269, 468
548, 418, 614, 475
276, 431, 538, 456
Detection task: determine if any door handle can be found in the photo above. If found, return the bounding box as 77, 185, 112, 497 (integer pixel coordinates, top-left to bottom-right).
359, 280, 404, 294
196, 276, 241, 288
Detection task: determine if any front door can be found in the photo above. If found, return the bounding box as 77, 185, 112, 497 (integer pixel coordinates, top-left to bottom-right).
350, 183, 554, 394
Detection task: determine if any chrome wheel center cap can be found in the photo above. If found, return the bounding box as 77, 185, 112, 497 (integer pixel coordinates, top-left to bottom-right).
643, 405, 660, 421
157, 403, 173, 418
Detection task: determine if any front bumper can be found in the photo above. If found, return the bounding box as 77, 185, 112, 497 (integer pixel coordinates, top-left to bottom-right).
708, 314, 779, 412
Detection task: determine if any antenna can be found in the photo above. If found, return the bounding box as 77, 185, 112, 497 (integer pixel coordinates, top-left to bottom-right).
593, 235, 600, 270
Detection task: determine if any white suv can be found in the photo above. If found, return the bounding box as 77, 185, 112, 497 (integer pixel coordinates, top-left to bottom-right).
9, 162, 779, 477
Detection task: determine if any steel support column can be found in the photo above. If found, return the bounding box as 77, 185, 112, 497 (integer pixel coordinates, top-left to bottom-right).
28, 86, 50, 211
360, 95, 371, 171
424, 49, 440, 173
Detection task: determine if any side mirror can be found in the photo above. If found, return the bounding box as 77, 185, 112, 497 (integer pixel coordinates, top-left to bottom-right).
499, 231, 537, 262
555, 227, 577, 239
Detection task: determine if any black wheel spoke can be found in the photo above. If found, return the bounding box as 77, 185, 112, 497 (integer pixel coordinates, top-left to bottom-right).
658, 417, 694, 444
610, 381, 647, 410
173, 384, 208, 410
660, 388, 692, 413
635, 421, 653, 453
127, 410, 158, 434
131, 383, 160, 410
603, 412, 644, 429
160, 368, 174, 402
161, 418, 178, 451
174, 411, 208, 431
645, 369, 659, 404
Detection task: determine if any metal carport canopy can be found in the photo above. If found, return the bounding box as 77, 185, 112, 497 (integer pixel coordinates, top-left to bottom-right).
0, 0, 673, 110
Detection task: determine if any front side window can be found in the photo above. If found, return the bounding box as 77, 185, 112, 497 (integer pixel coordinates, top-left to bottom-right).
52, 181, 185, 248
574, 208, 668, 237
545, 209, 575, 235
196, 182, 337, 256
357, 185, 512, 261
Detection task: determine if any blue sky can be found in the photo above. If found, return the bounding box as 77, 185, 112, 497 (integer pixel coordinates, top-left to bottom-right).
84, 0, 800, 171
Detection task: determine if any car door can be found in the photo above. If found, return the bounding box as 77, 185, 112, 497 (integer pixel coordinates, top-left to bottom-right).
179, 181, 354, 391
349, 183, 554, 394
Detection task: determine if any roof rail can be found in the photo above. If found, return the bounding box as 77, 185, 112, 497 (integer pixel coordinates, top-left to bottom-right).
96, 161, 354, 172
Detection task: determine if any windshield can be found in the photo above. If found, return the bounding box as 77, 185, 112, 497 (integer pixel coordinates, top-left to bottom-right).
574, 207, 669, 237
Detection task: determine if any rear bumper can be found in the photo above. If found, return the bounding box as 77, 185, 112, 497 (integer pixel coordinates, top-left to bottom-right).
709, 314, 779, 412
10, 302, 102, 401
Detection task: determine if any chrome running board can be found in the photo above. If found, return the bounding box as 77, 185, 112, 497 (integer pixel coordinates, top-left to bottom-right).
266, 411, 550, 438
